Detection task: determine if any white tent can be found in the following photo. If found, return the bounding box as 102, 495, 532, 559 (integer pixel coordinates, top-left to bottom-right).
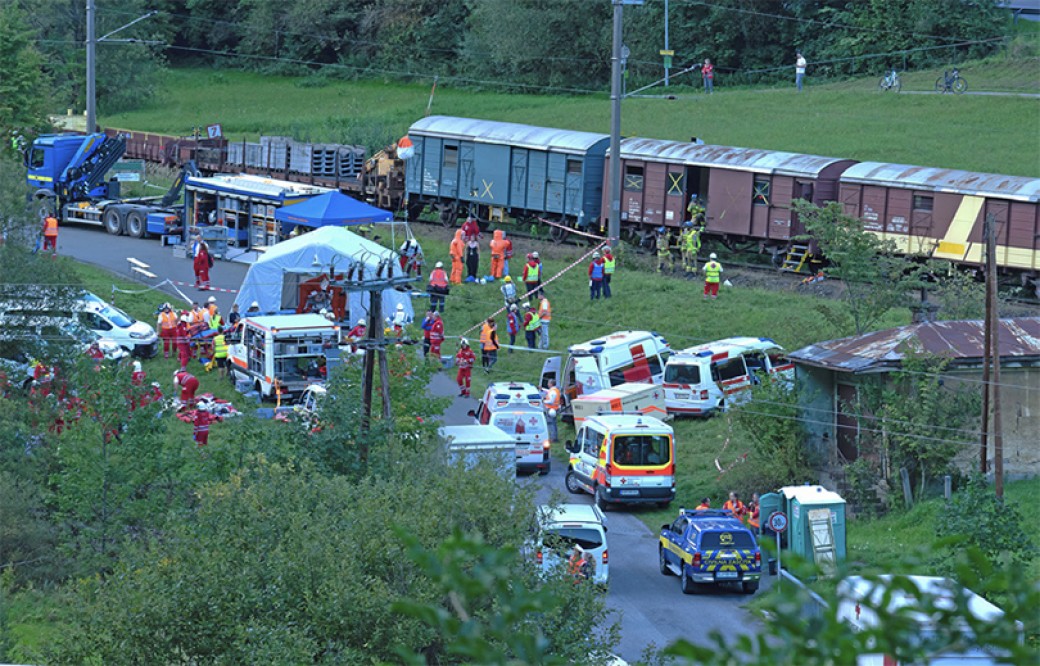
234, 226, 413, 323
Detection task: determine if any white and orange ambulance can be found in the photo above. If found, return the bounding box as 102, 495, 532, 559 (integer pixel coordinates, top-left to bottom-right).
564, 414, 675, 510
228, 314, 340, 401
662, 337, 793, 416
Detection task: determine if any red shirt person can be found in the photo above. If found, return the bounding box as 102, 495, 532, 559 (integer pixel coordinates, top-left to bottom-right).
174, 370, 200, 408
193, 240, 211, 290
454, 339, 476, 397
429, 312, 445, 359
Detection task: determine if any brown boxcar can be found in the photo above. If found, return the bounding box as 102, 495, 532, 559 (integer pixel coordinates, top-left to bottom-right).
839, 162, 1040, 276
603, 138, 856, 244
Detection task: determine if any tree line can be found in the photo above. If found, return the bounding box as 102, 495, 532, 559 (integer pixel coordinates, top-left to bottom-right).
2, 0, 1015, 123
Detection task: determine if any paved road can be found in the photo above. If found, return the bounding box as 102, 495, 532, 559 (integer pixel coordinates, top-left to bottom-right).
60, 224, 766, 663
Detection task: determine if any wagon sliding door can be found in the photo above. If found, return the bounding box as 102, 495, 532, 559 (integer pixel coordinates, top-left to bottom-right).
511, 149, 529, 211
545, 152, 566, 215
564, 157, 584, 219
527, 151, 548, 214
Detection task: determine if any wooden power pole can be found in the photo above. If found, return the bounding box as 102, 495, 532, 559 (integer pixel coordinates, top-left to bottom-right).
984, 213, 1004, 498
980, 216, 992, 475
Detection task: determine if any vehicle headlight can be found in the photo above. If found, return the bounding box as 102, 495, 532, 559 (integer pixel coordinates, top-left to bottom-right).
130, 331, 147, 339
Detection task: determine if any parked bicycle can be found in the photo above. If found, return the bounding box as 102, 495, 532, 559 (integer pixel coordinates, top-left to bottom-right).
878, 69, 901, 93
935, 68, 967, 94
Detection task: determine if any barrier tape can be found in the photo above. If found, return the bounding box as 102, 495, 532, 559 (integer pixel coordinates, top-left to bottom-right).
440, 336, 564, 355
167, 280, 239, 294
536, 216, 611, 242
111, 278, 194, 305
457, 239, 607, 335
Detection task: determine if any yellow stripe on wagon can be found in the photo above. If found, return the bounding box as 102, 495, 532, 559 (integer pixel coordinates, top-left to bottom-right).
933, 195, 985, 260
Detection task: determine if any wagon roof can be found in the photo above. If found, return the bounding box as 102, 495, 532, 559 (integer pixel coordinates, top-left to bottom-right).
841, 162, 1040, 202
409, 116, 609, 153
616, 138, 852, 177
788, 317, 1040, 373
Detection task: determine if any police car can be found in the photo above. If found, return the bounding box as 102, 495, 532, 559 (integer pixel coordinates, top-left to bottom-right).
658, 508, 762, 595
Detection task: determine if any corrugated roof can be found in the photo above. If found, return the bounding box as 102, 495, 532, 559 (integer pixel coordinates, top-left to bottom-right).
789, 317, 1040, 373
841, 162, 1040, 202
617, 138, 852, 178
409, 116, 609, 154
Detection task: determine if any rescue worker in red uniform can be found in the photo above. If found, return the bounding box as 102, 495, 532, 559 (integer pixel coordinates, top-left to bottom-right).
427, 261, 449, 313
429, 311, 444, 360
193, 405, 215, 447
345, 319, 367, 354
454, 338, 475, 397
173, 370, 200, 409
176, 316, 193, 372
193, 240, 211, 290
460, 216, 480, 243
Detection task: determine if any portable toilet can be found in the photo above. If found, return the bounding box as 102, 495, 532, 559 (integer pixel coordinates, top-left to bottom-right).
757, 491, 783, 538
779, 485, 847, 571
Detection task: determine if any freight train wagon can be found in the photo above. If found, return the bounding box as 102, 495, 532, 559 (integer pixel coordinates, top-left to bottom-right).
404, 116, 609, 234
607, 138, 857, 248
839, 162, 1040, 285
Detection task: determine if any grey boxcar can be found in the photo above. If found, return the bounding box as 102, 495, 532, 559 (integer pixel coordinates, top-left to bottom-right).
405, 116, 609, 228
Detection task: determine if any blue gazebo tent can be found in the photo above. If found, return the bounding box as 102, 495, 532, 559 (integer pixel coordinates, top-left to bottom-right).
274, 191, 393, 230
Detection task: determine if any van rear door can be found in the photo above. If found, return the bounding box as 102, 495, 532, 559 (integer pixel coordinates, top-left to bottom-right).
712, 355, 752, 407
540, 356, 561, 389
573, 356, 603, 398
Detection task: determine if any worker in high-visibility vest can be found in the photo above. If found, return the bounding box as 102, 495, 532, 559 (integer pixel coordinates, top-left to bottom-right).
602, 246, 616, 298
543, 379, 562, 443
449, 229, 465, 285
157, 303, 178, 359
41, 213, 59, 258
427, 261, 449, 312
681, 221, 702, 274
538, 293, 552, 350
479, 317, 499, 372
212, 331, 229, 378
703, 252, 723, 300
522, 252, 542, 296
655, 227, 672, 273
523, 303, 541, 349
588, 252, 605, 301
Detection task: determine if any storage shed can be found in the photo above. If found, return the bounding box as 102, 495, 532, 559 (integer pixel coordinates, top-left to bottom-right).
405, 116, 610, 225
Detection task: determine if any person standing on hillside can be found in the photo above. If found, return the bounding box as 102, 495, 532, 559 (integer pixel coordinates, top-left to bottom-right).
429, 311, 445, 360
465, 237, 480, 283
703, 253, 723, 300
41, 212, 59, 258
454, 339, 475, 397
502, 230, 514, 276
506, 304, 520, 352
538, 293, 552, 350
602, 246, 616, 298
157, 303, 178, 359
795, 51, 807, 92
523, 252, 542, 296
489, 229, 506, 280
588, 251, 605, 300
193, 239, 212, 290
522, 302, 541, 349
479, 317, 500, 372
701, 58, 715, 94
427, 261, 449, 313
449, 229, 465, 285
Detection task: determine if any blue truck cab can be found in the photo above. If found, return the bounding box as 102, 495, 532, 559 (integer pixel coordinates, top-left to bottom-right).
658, 508, 762, 595
27, 133, 124, 202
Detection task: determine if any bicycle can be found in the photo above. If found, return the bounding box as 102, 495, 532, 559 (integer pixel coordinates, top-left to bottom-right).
878, 69, 901, 93
935, 68, 967, 94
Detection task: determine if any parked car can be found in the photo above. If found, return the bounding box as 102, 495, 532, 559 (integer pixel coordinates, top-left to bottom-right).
658, 508, 762, 595
533, 503, 609, 586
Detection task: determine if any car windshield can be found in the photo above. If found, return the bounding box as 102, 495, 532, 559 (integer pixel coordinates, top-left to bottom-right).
612, 434, 671, 466
544, 527, 603, 551
664, 363, 700, 385
98, 304, 134, 328
699, 531, 756, 550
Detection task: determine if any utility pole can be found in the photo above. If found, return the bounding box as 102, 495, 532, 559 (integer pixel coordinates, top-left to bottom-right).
608, 0, 624, 245
663, 0, 670, 86
86, 0, 96, 132
985, 214, 1004, 498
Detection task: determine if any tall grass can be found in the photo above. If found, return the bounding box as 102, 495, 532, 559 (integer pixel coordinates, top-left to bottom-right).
103, 63, 1040, 177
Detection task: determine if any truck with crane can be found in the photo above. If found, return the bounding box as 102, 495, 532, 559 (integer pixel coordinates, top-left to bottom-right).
24, 132, 194, 240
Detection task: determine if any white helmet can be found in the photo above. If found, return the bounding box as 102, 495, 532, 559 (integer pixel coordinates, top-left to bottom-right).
207, 296, 217, 303
435, 261, 444, 268
132, 360, 142, 373
460, 338, 469, 346
250, 301, 260, 309
179, 315, 189, 323
548, 409, 558, 418
397, 304, 404, 311
709, 252, 717, 260
357, 319, 366, 326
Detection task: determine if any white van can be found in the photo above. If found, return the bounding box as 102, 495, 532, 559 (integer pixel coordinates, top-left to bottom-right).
78, 292, 159, 357
540, 331, 671, 420
663, 337, 792, 416
228, 314, 340, 401
0, 290, 158, 358
470, 382, 551, 475
535, 503, 609, 585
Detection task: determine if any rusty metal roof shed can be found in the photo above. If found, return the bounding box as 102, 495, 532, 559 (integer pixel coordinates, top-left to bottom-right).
617, 138, 852, 178
789, 317, 1040, 373
841, 162, 1040, 203
409, 116, 609, 155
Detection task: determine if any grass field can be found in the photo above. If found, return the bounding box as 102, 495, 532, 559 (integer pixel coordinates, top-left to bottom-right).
102, 60, 1040, 177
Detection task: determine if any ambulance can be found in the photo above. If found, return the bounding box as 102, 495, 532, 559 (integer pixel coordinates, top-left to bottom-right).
228, 314, 340, 401
662, 337, 793, 416
564, 414, 675, 510
540, 331, 671, 421
470, 382, 551, 475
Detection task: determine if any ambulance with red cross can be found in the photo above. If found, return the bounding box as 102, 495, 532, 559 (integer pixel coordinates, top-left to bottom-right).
539, 331, 671, 421
662, 337, 793, 416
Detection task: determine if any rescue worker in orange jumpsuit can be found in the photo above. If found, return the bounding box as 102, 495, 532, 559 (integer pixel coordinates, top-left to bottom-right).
427, 261, 449, 313
173, 369, 200, 408
41, 213, 59, 258
454, 338, 475, 397
723, 491, 747, 518
695, 497, 711, 510
489, 229, 506, 280
193, 405, 215, 447
429, 311, 445, 360
157, 303, 178, 358
449, 229, 465, 285
747, 492, 761, 530
479, 317, 499, 372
